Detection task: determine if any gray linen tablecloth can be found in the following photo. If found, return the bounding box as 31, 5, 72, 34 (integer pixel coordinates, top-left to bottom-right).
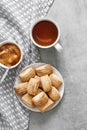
0, 0, 53, 130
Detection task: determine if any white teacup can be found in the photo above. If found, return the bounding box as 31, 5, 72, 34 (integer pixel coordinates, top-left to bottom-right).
0, 40, 23, 83
30, 18, 62, 52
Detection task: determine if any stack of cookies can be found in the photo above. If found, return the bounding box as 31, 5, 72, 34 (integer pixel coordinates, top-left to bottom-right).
14, 64, 62, 112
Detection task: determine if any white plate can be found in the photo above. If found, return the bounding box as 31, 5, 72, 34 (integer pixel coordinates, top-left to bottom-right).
15, 63, 64, 112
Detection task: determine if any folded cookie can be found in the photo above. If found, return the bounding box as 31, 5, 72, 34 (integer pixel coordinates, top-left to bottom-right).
22, 93, 35, 108
34, 75, 41, 87
14, 82, 28, 95
50, 73, 62, 89
48, 86, 61, 101
27, 78, 40, 96
36, 64, 53, 76
32, 92, 48, 106
41, 75, 52, 92
19, 67, 35, 82
38, 98, 54, 112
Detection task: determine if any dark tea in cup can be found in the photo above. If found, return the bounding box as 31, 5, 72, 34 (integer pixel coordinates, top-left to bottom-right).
30, 18, 62, 51
32, 20, 58, 46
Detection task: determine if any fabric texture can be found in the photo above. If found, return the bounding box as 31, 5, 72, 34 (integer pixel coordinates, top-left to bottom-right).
0, 0, 53, 130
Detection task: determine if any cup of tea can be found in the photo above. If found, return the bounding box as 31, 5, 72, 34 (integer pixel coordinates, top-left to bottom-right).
30, 18, 62, 51
0, 40, 23, 83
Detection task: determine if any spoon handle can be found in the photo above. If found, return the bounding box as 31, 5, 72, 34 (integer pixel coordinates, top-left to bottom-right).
0, 68, 9, 84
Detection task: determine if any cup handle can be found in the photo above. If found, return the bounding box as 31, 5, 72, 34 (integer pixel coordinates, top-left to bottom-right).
54, 43, 63, 52
0, 68, 9, 84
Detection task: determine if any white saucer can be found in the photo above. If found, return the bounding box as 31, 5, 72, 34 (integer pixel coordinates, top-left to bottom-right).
15, 63, 64, 112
